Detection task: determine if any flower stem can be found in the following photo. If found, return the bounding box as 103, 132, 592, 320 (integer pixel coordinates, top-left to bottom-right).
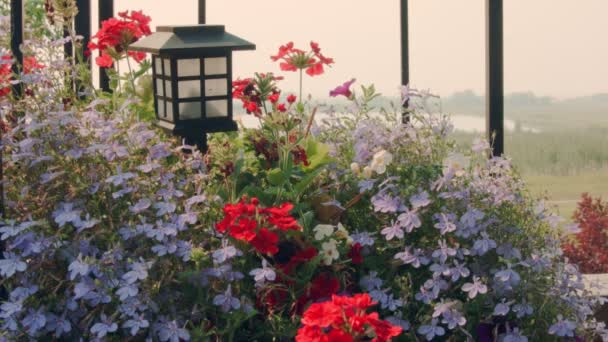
299, 68, 303, 104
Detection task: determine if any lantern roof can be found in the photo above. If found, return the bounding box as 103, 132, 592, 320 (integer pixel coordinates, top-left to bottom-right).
129, 25, 255, 54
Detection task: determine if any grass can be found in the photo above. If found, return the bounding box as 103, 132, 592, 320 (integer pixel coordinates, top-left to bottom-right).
524, 169, 608, 221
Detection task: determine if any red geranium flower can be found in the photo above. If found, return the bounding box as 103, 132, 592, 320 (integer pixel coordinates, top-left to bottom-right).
88, 10, 152, 68
287, 94, 297, 104
215, 197, 300, 256
296, 293, 402, 342
96, 53, 114, 68
347, 243, 364, 264
271, 41, 334, 77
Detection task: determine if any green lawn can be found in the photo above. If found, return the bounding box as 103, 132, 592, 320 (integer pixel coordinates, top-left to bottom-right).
524, 169, 608, 221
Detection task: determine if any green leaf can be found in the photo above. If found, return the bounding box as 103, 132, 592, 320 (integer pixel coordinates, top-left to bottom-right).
267, 168, 286, 186
294, 167, 324, 196
303, 138, 332, 171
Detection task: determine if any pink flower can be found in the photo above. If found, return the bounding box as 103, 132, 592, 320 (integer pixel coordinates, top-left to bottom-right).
329, 78, 356, 98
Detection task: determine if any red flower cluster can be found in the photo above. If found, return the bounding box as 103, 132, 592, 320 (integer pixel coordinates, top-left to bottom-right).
271, 41, 334, 77
216, 197, 300, 255
563, 193, 608, 273
296, 293, 402, 342
232, 73, 293, 117
0, 55, 44, 97
0, 55, 12, 97
88, 10, 152, 68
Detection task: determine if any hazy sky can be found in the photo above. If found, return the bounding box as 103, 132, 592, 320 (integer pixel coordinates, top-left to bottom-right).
109, 0, 608, 99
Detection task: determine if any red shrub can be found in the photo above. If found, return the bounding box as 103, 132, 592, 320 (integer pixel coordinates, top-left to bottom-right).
563, 193, 608, 273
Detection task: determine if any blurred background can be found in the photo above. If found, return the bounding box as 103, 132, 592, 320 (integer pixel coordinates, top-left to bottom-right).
88, 0, 608, 220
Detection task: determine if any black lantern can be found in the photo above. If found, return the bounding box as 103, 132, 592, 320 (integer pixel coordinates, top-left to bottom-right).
129, 25, 255, 150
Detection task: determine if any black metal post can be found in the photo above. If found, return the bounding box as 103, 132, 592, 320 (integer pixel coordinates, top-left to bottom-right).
75, 0, 91, 94
10, 0, 23, 93
400, 0, 410, 123
198, 0, 206, 24
486, 0, 504, 156
98, 0, 114, 91
75, 0, 91, 57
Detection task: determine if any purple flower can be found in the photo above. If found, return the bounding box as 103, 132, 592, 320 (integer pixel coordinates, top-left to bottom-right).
472, 232, 497, 255
432, 240, 457, 263
461, 276, 488, 299
212, 242, 241, 264
122, 261, 151, 284
395, 247, 429, 268
116, 284, 139, 301
213, 285, 240, 312
434, 213, 457, 235
441, 309, 466, 330
397, 209, 422, 233
90, 316, 118, 338
501, 328, 528, 342
129, 198, 151, 214
249, 259, 276, 284
493, 300, 511, 316
371, 192, 401, 213
123, 315, 149, 336
381, 222, 404, 241
410, 191, 431, 209
157, 320, 190, 342
52, 202, 82, 227
68, 254, 89, 280
418, 318, 445, 341
548, 315, 576, 337
360, 271, 383, 291
22, 309, 47, 335
0, 252, 27, 278
350, 231, 375, 247
329, 78, 356, 98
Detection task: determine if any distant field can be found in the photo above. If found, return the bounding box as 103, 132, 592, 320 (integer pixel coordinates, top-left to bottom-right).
524, 169, 608, 221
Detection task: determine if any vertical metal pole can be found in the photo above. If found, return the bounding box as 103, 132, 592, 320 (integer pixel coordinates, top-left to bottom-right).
3, 0, 23, 301
10, 0, 23, 88
75, 0, 91, 57
98, 0, 113, 91
198, 0, 206, 24
400, 0, 410, 123
75, 0, 91, 94
486, 0, 504, 156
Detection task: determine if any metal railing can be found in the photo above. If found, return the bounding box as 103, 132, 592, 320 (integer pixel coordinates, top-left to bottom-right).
7, 0, 504, 156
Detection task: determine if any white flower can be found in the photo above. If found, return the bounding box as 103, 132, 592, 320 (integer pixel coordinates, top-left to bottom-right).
442, 152, 469, 176
370, 150, 393, 174
313, 224, 334, 241
335, 223, 353, 243
350, 162, 361, 175
321, 239, 340, 265
362, 166, 373, 178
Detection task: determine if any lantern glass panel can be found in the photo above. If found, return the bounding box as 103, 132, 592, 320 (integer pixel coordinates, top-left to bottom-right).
163, 58, 172, 77
179, 102, 202, 120
154, 58, 163, 76
177, 59, 200, 77
204, 57, 227, 75
206, 100, 228, 118
165, 82, 172, 98
156, 78, 164, 97
204, 79, 227, 97
157, 99, 165, 116
166, 101, 174, 122
178, 80, 201, 98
